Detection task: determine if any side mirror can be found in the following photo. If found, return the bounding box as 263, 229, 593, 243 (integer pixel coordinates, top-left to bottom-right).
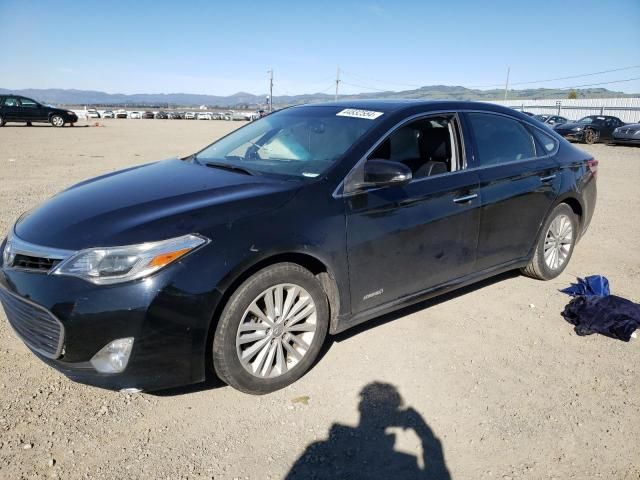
362, 159, 412, 187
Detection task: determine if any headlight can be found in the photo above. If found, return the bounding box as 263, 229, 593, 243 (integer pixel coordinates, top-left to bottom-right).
572, 127, 583, 131
52, 234, 208, 285
634, 130, 640, 136
2, 229, 14, 267
67, 111, 75, 116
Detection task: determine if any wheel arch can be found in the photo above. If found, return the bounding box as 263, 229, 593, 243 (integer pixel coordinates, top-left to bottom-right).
204, 250, 341, 370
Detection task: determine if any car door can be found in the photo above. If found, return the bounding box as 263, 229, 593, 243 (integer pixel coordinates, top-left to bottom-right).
464, 112, 561, 271
2, 96, 21, 121
17, 97, 43, 122
344, 113, 481, 313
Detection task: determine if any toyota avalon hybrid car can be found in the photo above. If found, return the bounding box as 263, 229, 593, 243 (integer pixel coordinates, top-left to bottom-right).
0, 100, 597, 395
0, 95, 78, 127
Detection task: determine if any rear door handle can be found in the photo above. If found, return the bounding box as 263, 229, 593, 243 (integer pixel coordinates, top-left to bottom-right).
540, 174, 556, 182
453, 193, 478, 204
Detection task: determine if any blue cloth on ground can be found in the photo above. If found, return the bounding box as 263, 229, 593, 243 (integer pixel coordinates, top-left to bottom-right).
560, 275, 610, 298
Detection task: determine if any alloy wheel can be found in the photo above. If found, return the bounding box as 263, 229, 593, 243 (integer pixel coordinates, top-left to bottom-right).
236, 283, 317, 378
51, 116, 64, 127
543, 214, 573, 271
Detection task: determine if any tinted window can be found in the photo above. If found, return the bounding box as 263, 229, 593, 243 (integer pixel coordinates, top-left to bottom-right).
530, 128, 558, 154
3, 97, 19, 107
467, 113, 536, 166
19, 97, 38, 108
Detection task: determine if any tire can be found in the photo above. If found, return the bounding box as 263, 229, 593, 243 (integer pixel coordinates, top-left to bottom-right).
50, 115, 65, 127
584, 128, 598, 145
213, 263, 329, 394
0, 115, 5, 127
521, 203, 578, 280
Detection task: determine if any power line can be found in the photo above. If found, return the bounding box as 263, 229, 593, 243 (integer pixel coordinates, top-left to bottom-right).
339, 64, 640, 91
469, 65, 640, 88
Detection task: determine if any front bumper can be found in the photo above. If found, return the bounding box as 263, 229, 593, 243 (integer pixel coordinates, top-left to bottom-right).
557, 130, 584, 142
0, 247, 218, 392
612, 136, 640, 145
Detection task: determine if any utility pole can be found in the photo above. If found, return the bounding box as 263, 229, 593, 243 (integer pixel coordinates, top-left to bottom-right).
504, 66, 510, 101
268, 68, 274, 112
335, 66, 341, 102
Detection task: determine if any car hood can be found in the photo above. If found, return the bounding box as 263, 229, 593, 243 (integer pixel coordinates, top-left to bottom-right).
14, 158, 301, 250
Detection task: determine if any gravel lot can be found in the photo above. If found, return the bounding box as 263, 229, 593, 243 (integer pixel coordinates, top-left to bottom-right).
0, 119, 639, 479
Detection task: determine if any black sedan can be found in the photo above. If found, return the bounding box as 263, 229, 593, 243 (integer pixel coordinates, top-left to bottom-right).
142, 111, 155, 119
611, 123, 640, 146
554, 115, 625, 144
0, 95, 78, 127
0, 100, 597, 394
155, 111, 169, 119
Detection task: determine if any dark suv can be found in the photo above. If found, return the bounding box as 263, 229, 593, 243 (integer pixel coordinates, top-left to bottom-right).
0, 95, 78, 127
0, 100, 597, 395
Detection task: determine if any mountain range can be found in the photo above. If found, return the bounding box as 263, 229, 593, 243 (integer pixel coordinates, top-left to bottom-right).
0, 86, 636, 108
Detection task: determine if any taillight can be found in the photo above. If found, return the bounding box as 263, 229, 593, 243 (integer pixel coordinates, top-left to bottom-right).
587, 159, 598, 179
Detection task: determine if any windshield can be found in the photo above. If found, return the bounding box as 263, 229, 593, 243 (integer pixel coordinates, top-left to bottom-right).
195, 106, 382, 178
577, 116, 601, 124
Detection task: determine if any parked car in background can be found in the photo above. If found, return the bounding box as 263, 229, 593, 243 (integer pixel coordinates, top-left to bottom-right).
197, 112, 213, 120
142, 111, 155, 119
185, 112, 196, 120
130, 111, 142, 119
156, 111, 169, 119
86, 109, 101, 119
231, 112, 250, 121
534, 114, 569, 127
611, 123, 640, 146
554, 115, 625, 144
115, 109, 128, 119
168, 112, 183, 119
0, 95, 78, 127
0, 100, 597, 394
103, 110, 115, 119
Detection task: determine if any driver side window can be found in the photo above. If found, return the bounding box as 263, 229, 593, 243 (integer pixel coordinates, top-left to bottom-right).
367, 115, 462, 180
19, 97, 38, 108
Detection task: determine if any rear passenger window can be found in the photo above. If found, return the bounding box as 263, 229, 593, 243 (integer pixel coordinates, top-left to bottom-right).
3, 97, 19, 107
531, 128, 558, 154
467, 113, 536, 166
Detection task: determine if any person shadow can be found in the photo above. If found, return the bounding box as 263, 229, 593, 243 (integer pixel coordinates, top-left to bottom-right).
285, 382, 450, 480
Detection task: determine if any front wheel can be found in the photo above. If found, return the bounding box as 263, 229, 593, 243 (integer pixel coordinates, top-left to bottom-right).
0, 115, 5, 127
521, 203, 577, 280
584, 128, 598, 144
50, 115, 65, 127
213, 263, 329, 394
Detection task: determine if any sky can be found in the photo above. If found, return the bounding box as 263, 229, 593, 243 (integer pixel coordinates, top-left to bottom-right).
1, 0, 639, 96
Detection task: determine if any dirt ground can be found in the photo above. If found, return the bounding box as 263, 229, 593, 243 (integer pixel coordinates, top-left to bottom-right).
0, 119, 639, 479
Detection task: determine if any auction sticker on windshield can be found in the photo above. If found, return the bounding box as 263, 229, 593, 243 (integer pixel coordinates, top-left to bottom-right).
336, 108, 384, 120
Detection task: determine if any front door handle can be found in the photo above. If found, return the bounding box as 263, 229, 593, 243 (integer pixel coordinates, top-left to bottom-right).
540, 174, 557, 182
453, 193, 478, 204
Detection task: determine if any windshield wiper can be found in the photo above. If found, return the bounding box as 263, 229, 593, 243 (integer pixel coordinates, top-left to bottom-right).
203, 161, 258, 176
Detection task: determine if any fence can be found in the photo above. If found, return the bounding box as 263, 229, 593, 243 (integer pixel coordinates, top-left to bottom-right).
488, 98, 640, 123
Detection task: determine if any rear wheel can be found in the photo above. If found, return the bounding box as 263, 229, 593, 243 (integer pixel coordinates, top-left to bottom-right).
521, 203, 577, 280
584, 128, 598, 144
0, 115, 5, 127
50, 115, 65, 127
213, 263, 329, 394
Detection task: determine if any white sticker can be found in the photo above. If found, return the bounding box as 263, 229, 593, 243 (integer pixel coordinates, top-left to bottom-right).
336, 108, 384, 120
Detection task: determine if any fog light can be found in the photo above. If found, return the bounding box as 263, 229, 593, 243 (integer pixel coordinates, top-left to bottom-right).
90, 338, 134, 373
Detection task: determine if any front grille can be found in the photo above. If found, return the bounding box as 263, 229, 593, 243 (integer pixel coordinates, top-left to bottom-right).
11, 254, 60, 272
0, 287, 64, 359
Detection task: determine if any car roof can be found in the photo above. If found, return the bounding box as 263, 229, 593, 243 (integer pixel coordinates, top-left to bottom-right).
292, 99, 529, 117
